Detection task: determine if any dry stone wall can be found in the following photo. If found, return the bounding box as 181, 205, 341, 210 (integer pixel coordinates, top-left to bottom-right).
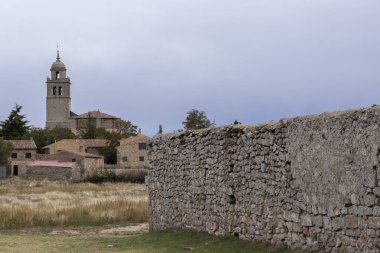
25, 166, 80, 181
147, 106, 380, 253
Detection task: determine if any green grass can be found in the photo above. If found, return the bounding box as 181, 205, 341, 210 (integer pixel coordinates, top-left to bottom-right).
0, 229, 301, 253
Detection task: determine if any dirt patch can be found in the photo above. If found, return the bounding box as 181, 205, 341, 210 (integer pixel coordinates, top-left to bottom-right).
99, 223, 149, 235
48, 223, 149, 236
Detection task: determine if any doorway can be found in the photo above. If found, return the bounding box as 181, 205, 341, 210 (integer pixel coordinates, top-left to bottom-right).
13, 165, 18, 176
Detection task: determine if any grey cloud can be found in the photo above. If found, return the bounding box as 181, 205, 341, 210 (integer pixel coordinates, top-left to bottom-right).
0, 0, 379, 136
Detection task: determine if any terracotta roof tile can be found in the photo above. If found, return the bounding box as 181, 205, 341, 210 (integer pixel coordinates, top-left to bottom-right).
119, 134, 150, 145
59, 150, 104, 158
29, 161, 76, 168
75, 110, 119, 119
42, 139, 109, 149
6, 140, 37, 150
81, 139, 109, 147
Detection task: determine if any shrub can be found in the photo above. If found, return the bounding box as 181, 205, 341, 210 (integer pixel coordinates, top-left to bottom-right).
84, 169, 147, 184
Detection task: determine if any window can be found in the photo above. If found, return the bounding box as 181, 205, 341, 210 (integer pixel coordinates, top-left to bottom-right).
56, 71, 60, 79
11, 153, 17, 159
59, 86, 63, 96
25, 153, 32, 159
13, 165, 18, 176
123, 157, 128, 162
53, 86, 57, 95
139, 156, 145, 162
138, 143, 147, 150
72, 159, 76, 162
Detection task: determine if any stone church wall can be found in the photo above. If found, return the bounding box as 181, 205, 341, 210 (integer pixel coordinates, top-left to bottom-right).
147, 106, 380, 252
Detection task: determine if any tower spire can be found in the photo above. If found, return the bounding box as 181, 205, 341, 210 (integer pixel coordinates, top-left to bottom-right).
56, 42, 60, 61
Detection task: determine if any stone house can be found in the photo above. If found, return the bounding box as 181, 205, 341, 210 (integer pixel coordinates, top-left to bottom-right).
74, 111, 120, 132
117, 135, 150, 170
37, 150, 104, 178
26, 160, 80, 181
42, 139, 109, 156
6, 140, 37, 176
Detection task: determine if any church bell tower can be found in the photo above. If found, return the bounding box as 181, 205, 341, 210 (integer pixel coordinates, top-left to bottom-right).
45, 48, 72, 129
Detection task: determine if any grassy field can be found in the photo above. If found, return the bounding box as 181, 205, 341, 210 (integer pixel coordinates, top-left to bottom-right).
0, 229, 301, 253
0, 179, 148, 229
0, 179, 305, 252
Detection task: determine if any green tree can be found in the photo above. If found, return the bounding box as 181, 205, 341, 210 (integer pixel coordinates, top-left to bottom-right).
115, 119, 138, 138
233, 120, 241, 125
0, 104, 30, 139
28, 127, 75, 153
101, 136, 119, 164
79, 113, 97, 139
0, 138, 13, 166
78, 115, 138, 164
182, 109, 215, 130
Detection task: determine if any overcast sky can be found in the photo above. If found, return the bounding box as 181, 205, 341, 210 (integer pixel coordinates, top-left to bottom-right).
0, 0, 379, 136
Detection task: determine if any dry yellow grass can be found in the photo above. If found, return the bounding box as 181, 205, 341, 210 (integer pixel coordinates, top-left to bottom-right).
0, 179, 148, 229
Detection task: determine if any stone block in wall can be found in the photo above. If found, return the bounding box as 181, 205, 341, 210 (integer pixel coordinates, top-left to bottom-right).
350, 193, 360, 206
331, 217, 344, 231
357, 206, 373, 216
357, 217, 368, 229
368, 217, 380, 229
300, 214, 312, 227
312, 215, 323, 228
363, 169, 377, 188
344, 215, 358, 229
366, 228, 377, 238
345, 229, 359, 237
292, 222, 303, 233
363, 194, 377, 207
327, 205, 336, 217
373, 206, 380, 216
323, 216, 332, 230
374, 187, 380, 196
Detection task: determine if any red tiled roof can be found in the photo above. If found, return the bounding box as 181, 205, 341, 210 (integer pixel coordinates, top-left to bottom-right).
29, 161, 76, 168
59, 150, 104, 158
75, 110, 119, 119
119, 134, 150, 145
6, 140, 37, 150
42, 139, 109, 149
81, 139, 110, 148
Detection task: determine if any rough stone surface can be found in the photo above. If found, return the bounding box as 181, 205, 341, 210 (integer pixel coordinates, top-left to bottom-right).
25, 165, 80, 181
147, 106, 380, 253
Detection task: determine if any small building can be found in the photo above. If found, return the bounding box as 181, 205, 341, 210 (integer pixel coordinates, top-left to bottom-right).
42, 139, 109, 156
37, 150, 104, 178
117, 135, 150, 170
6, 139, 37, 176
26, 160, 80, 181
75, 111, 120, 132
